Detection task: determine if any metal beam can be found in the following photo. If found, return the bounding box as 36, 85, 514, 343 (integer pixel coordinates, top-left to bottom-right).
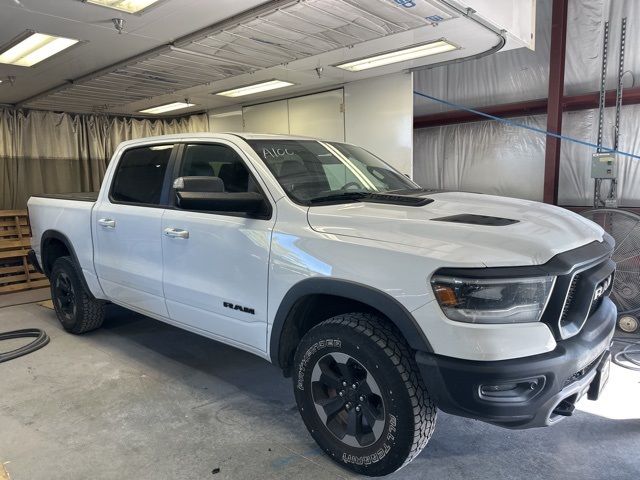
543, 0, 569, 205
413, 86, 640, 128
414, 98, 548, 129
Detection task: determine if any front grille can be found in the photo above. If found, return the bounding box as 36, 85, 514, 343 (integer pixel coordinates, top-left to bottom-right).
589, 271, 614, 316
554, 261, 614, 339
589, 297, 603, 316
539, 243, 615, 341
559, 274, 580, 327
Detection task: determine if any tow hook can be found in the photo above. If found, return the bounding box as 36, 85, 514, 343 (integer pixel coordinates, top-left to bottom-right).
552, 399, 576, 417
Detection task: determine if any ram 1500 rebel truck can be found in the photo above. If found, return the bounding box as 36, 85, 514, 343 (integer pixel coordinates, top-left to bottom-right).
28, 133, 616, 476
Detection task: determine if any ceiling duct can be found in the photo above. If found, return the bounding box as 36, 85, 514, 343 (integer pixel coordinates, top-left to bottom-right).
23, 0, 454, 113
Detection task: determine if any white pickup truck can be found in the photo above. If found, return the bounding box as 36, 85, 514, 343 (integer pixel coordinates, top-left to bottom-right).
28, 133, 616, 476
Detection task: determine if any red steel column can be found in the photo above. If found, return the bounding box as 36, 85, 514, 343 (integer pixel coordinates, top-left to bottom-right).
543, 0, 569, 204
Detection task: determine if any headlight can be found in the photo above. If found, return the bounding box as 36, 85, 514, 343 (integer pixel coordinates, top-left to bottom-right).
431, 275, 555, 324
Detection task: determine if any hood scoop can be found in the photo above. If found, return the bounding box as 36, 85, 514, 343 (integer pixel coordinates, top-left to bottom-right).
432, 214, 519, 226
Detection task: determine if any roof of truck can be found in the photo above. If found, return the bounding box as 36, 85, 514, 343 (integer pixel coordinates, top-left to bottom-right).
118, 132, 324, 147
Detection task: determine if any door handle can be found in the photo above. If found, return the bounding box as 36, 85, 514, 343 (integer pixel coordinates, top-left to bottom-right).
98, 218, 116, 228
164, 227, 189, 239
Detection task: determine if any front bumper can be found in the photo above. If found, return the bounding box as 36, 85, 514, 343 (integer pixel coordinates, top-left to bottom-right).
416, 297, 617, 429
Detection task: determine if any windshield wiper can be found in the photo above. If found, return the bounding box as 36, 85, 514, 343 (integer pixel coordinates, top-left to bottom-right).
309, 191, 434, 207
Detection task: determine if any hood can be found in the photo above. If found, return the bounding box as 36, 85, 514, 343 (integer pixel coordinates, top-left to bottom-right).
307, 191, 605, 267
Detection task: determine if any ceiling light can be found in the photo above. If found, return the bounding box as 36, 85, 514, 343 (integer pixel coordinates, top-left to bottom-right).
84, 0, 162, 14
335, 40, 458, 72
0, 32, 79, 67
214, 80, 294, 98
139, 102, 195, 114
211, 111, 242, 118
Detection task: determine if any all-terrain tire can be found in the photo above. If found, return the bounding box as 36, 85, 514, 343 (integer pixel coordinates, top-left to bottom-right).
50, 256, 105, 334
293, 312, 436, 476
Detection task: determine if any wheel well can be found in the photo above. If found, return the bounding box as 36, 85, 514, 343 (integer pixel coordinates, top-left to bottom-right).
275, 294, 403, 375
42, 238, 71, 275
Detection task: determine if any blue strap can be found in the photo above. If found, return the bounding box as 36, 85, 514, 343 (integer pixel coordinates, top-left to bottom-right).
414, 90, 640, 160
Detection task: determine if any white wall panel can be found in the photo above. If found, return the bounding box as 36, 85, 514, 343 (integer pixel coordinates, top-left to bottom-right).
288, 90, 345, 142
209, 109, 243, 133
345, 73, 414, 176
207, 73, 415, 178
243, 100, 289, 134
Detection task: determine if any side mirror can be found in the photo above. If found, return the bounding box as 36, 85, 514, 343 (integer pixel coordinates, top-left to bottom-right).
173, 176, 224, 193
174, 177, 265, 215
177, 191, 265, 214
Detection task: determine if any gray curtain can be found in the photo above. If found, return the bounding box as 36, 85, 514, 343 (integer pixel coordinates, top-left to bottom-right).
0, 108, 209, 209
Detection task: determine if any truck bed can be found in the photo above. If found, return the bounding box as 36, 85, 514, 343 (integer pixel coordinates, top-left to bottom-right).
28, 195, 98, 286
31, 192, 99, 202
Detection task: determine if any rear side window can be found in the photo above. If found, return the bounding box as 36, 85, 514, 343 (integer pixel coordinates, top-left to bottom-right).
111, 145, 173, 205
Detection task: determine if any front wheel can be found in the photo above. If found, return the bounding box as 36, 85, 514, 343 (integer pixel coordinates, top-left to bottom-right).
293, 313, 436, 477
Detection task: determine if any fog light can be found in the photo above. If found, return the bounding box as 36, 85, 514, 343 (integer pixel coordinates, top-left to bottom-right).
479, 377, 545, 403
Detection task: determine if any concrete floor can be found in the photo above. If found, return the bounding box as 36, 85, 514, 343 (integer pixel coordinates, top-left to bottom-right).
1, 302, 639, 480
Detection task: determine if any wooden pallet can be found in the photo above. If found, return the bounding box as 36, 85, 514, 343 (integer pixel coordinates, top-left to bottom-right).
0, 210, 49, 294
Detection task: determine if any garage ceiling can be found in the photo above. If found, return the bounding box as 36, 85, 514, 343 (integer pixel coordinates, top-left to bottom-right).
0, 0, 505, 115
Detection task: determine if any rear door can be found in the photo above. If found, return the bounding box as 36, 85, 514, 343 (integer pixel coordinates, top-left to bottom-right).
161, 141, 275, 352
93, 143, 176, 318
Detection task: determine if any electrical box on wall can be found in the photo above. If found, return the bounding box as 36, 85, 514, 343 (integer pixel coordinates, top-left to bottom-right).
591, 153, 617, 179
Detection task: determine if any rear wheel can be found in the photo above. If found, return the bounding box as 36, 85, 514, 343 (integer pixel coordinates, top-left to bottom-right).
293, 313, 436, 476
50, 256, 105, 334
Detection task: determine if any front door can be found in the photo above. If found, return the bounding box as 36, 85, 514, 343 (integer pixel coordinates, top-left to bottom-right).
161, 142, 275, 352
93, 143, 175, 318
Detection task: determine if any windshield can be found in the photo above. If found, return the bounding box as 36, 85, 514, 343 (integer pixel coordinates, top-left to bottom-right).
247, 139, 420, 204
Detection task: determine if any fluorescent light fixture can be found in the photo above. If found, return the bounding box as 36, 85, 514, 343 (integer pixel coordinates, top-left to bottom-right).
0, 32, 79, 67
211, 111, 242, 118
214, 80, 294, 98
139, 102, 195, 114
85, 0, 162, 13
335, 40, 458, 72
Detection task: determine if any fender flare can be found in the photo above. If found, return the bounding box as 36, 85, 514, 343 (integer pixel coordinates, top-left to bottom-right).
40, 230, 94, 298
270, 277, 433, 368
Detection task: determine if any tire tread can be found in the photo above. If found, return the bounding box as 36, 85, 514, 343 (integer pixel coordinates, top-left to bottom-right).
51, 256, 105, 334
312, 312, 436, 470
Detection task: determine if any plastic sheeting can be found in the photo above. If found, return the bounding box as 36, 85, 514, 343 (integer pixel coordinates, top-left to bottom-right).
413, 115, 547, 201
413, 0, 640, 207
0, 108, 209, 209
414, 103, 640, 206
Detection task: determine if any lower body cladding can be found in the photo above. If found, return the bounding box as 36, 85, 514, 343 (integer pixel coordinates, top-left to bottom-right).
416, 297, 617, 429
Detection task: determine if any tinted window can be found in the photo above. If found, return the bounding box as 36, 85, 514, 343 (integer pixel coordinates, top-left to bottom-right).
111, 145, 172, 205
181, 144, 251, 193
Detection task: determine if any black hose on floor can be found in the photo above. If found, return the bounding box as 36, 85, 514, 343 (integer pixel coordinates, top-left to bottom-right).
612, 336, 640, 371
0, 329, 50, 363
